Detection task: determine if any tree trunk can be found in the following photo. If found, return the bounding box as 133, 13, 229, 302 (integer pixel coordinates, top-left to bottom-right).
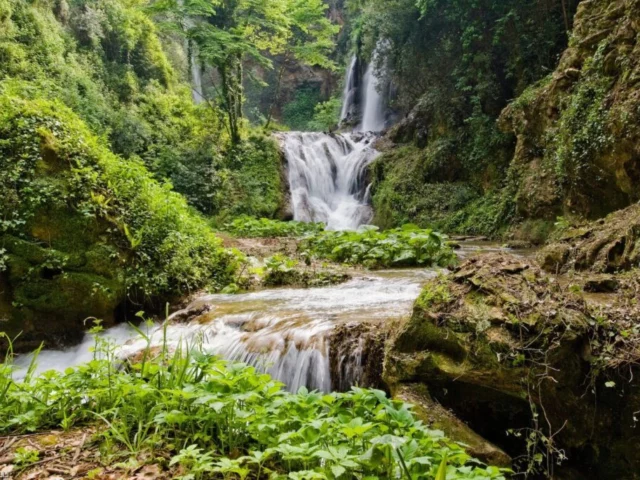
264, 52, 290, 130
220, 54, 244, 145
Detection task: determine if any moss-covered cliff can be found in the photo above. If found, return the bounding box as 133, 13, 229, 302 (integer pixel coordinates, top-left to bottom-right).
501, 0, 640, 222
367, 0, 640, 241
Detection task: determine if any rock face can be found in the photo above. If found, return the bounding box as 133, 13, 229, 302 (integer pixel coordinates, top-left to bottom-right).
501, 0, 640, 221
0, 213, 126, 352
539, 202, 640, 273
384, 253, 640, 478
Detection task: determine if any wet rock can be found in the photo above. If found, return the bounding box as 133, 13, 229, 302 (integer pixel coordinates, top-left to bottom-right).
384, 253, 640, 478
170, 305, 213, 324
396, 384, 511, 467
504, 240, 533, 250
329, 322, 386, 392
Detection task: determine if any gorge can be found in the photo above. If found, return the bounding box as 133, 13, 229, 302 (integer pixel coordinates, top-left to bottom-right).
2, 0, 640, 478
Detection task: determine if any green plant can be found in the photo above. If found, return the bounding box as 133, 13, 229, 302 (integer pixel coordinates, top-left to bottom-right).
0, 333, 509, 479
300, 225, 457, 269
13, 447, 40, 466
223, 216, 325, 238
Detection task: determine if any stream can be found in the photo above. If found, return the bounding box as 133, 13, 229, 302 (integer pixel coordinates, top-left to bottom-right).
13, 243, 527, 391
12, 56, 525, 394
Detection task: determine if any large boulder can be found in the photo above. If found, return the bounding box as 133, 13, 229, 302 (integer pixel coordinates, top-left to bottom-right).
384, 253, 640, 479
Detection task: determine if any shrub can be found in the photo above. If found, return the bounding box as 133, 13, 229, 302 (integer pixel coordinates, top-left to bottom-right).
0, 96, 238, 297
300, 225, 457, 269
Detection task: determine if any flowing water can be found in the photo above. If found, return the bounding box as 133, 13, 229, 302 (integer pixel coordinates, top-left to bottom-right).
277, 132, 379, 230
339, 56, 359, 125
360, 44, 387, 132
14, 269, 437, 392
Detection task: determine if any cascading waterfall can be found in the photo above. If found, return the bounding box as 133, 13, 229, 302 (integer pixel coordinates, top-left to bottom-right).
339, 56, 358, 125
14, 271, 435, 392
277, 132, 379, 230
360, 43, 387, 132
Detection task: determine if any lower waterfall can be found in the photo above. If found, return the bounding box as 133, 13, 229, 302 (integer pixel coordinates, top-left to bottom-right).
277, 132, 379, 230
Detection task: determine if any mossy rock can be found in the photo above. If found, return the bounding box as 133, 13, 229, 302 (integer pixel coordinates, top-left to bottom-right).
384, 253, 640, 478
538, 203, 640, 273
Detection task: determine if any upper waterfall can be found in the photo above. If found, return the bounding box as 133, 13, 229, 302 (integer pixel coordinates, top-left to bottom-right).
339, 56, 358, 125
278, 132, 379, 230
360, 43, 387, 132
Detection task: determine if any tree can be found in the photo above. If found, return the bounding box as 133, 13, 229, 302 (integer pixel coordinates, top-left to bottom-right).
263, 0, 339, 129
153, 0, 337, 144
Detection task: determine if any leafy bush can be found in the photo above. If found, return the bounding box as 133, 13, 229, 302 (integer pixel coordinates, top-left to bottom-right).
223, 216, 325, 238
300, 225, 457, 269
0, 334, 508, 479
282, 85, 323, 131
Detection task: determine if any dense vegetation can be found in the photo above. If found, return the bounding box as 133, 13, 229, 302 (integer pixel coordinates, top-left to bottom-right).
0, 334, 507, 479
300, 226, 457, 269
347, 0, 580, 238
223, 217, 325, 238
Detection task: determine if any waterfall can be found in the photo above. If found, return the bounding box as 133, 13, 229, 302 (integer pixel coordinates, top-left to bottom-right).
190, 56, 204, 104
360, 44, 387, 132
339, 56, 358, 124
277, 132, 379, 230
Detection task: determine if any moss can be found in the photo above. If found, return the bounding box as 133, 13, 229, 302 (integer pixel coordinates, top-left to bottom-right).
370, 145, 511, 237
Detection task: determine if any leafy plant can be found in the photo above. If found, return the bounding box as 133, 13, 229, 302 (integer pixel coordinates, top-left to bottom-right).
223, 216, 325, 238
300, 225, 457, 269
0, 334, 509, 479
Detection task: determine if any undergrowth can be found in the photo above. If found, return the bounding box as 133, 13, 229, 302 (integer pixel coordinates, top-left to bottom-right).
299, 225, 457, 269
0, 331, 508, 479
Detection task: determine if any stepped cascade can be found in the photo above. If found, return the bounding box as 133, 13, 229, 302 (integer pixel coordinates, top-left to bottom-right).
278, 132, 379, 231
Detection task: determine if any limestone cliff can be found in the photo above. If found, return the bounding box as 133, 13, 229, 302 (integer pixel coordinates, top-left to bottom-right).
501, 0, 640, 221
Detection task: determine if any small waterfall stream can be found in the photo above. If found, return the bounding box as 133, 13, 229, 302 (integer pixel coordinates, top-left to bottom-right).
340, 56, 358, 125
360, 56, 386, 132
14, 270, 435, 392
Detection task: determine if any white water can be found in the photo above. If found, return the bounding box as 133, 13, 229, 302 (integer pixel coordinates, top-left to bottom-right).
191, 56, 204, 104
13, 270, 436, 392
278, 132, 379, 230
359, 45, 387, 132
339, 56, 358, 125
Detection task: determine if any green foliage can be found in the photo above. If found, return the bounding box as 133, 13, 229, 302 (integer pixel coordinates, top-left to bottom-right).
0, 96, 238, 297
257, 254, 350, 288
300, 225, 457, 269
308, 97, 342, 131
0, 0, 240, 216
370, 146, 511, 236
214, 135, 286, 220
550, 45, 613, 202
223, 216, 325, 238
0, 336, 508, 479
282, 85, 323, 131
